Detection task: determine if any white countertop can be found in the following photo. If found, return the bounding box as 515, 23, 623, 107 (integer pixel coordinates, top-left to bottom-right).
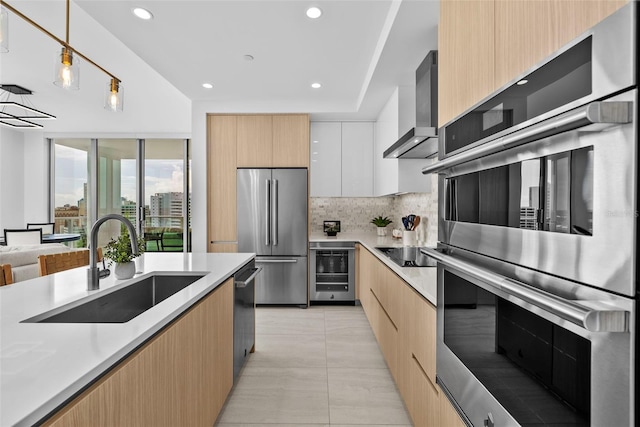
0, 252, 254, 427
310, 232, 437, 306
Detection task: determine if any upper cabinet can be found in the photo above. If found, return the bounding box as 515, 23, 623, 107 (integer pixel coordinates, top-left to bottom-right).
208, 113, 309, 252
310, 121, 374, 197
236, 115, 272, 168
439, 0, 628, 126
237, 114, 309, 168
438, 0, 495, 127
273, 115, 310, 167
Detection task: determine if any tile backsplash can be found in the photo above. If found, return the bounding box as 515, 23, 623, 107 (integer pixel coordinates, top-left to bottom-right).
311, 177, 438, 246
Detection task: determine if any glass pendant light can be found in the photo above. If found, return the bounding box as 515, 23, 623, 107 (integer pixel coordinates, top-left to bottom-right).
0, 8, 8, 53
53, 47, 80, 90
104, 78, 124, 112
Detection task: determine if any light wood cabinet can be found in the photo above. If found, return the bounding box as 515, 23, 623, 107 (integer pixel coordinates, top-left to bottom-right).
273, 114, 310, 167
209, 114, 309, 252
554, 1, 627, 49
208, 115, 237, 248
439, 0, 628, 126
438, 0, 495, 127
43, 279, 234, 427
357, 246, 466, 427
494, 0, 556, 89
236, 114, 309, 168
237, 115, 273, 168
439, 385, 467, 427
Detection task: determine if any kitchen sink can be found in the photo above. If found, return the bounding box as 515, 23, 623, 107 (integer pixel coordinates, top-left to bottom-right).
375, 246, 437, 268
23, 273, 207, 324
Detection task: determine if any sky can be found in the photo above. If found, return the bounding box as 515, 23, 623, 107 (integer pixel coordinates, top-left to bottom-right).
54, 144, 185, 208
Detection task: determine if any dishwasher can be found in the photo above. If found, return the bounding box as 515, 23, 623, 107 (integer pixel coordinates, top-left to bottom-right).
309, 241, 355, 303
233, 260, 261, 381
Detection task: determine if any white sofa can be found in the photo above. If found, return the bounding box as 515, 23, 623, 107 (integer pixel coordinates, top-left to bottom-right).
0, 244, 73, 283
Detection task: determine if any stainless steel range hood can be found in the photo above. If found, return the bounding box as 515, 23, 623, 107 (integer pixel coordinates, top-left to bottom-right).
384, 50, 438, 159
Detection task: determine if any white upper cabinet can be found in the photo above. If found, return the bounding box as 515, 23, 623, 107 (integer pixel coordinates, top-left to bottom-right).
310, 121, 374, 197
341, 122, 374, 197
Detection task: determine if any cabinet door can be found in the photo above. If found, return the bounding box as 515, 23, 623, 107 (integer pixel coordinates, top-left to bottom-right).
494, 0, 557, 89
439, 385, 467, 427
410, 289, 437, 384
208, 115, 237, 247
310, 122, 342, 197
410, 356, 440, 427
438, 0, 495, 126
273, 114, 309, 167
202, 279, 234, 422
341, 122, 374, 197
237, 115, 273, 167
554, 0, 628, 48
43, 281, 234, 426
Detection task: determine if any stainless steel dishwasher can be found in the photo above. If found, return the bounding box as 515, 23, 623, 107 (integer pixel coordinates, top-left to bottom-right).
233, 260, 261, 381
309, 241, 355, 303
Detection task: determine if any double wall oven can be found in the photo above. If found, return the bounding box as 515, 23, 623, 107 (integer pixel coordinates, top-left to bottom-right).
422, 4, 637, 426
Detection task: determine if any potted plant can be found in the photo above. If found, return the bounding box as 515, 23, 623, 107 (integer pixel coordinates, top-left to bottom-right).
103, 231, 145, 280
371, 215, 393, 236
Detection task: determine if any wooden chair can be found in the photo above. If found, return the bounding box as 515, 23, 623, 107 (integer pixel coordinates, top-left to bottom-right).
38, 248, 103, 276
0, 264, 13, 286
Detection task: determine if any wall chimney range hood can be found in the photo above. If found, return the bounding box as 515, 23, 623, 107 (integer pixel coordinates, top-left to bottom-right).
383, 50, 438, 159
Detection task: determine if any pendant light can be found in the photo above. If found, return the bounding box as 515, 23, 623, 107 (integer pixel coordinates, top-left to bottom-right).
104, 78, 123, 112
1, 0, 124, 112
0, 7, 8, 53
54, 46, 79, 89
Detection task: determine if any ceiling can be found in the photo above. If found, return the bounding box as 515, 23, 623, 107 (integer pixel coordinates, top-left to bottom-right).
1, 0, 439, 130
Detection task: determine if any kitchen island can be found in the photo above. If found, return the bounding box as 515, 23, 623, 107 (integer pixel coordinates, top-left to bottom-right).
0, 252, 254, 427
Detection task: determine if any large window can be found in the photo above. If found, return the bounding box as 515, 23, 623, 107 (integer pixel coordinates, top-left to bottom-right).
51, 138, 190, 252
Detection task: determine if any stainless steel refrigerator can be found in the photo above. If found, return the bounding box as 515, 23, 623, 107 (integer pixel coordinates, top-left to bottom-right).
237, 168, 308, 306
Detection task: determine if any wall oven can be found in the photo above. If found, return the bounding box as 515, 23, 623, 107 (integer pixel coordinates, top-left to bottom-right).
422, 3, 637, 426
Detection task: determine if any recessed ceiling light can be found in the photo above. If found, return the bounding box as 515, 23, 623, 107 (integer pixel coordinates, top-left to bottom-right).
202, 83, 213, 89
517, 79, 528, 85
311, 82, 322, 89
244, 54, 254, 61
132, 7, 153, 20
306, 7, 322, 19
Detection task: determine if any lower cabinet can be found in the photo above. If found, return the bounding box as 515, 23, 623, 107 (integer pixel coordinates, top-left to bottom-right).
43, 279, 234, 427
358, 246, 465, 427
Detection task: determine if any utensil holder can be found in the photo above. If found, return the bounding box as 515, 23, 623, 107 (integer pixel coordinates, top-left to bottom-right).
402, 230, 416, 246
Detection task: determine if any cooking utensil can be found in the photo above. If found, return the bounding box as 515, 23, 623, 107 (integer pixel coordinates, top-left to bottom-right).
411, 216, 421, 230
402, 217, 409, 230
407, 214, 416, 230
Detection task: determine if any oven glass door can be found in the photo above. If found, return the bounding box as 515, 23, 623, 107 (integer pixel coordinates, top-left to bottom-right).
443, 270, 590, 426
435, 255, 634, 427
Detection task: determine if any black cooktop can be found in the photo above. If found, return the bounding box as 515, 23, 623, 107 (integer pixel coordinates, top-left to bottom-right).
375, 247, 437, 268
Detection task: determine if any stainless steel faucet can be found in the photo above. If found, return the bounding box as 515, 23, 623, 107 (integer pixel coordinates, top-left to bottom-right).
87, 214, 139, 290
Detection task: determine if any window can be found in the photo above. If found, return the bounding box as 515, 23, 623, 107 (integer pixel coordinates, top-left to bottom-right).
51, 138, 190, 252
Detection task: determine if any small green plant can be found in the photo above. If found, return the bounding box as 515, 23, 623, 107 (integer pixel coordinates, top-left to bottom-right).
103, 231, 145, 265
371, 216, 393, 227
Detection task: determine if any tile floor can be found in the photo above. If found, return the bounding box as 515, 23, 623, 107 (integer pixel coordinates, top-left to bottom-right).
216, 305, 412, 426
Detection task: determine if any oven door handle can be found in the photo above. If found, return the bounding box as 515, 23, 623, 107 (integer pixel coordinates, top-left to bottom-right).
422, 100, 631, 175
421, 247, 628, 333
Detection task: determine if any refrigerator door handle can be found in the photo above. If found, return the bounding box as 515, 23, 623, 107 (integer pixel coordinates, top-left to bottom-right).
265, 179, 271, 246
272, 179, 278, 246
